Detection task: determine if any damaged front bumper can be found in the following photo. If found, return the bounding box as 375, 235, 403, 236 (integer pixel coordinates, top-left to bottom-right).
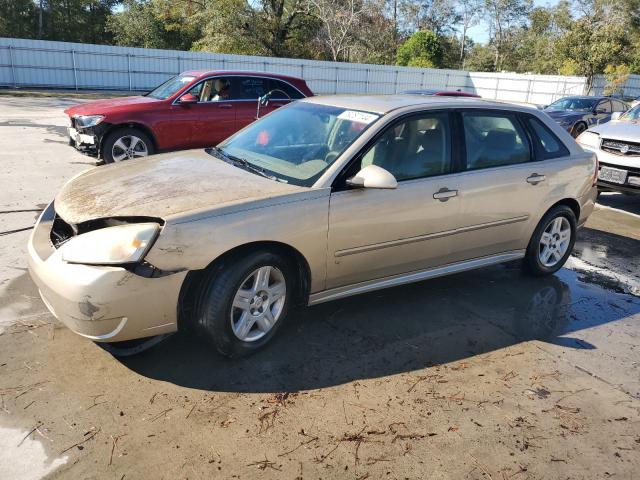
27, 204, 187, 342
67, 119, 110, 161
68, 126, 96, 148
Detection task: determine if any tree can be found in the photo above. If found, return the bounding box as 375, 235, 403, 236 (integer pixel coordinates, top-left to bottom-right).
108, 0, 199, 50
455, 0, 483, 69
464, 44, 495, 71
484, 0, 531, 71
347, 0, 397, 64
396, 30, 442, 68
303, 0, 369, 61
194, 0, 317, 58
400, 0, 460, 35
555, 18, 629, 92
41, 0, 119, 44
603, 64, 631, 96
0, 0, 36, 39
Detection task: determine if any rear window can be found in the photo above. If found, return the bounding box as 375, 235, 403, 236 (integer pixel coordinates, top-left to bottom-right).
462, 112, 531, 170
526, 116, 570, 160
269, 79, 305, 99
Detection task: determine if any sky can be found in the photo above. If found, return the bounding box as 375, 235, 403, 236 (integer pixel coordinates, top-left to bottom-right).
467, 0, 557, 44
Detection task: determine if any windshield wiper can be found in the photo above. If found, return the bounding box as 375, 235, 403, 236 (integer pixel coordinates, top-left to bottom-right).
207, 147, 279, 181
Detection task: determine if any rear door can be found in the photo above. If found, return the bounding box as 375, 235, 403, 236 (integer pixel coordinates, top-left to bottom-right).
451, 110, 553, 261
234, 76, 305, 128
594, 99, 612, 126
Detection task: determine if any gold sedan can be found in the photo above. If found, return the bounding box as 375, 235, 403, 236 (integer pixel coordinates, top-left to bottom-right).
28, 95, 597, 356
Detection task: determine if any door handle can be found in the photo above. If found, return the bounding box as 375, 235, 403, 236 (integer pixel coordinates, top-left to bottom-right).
218, 104, 233, 109
526, 173, 546, 185
433, 188, 458, 202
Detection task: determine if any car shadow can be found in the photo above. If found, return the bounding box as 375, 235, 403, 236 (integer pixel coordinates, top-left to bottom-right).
121, 258, 640, 393
597, 192, 640, 216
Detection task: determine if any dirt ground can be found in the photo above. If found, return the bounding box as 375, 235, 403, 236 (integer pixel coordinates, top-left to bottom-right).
0, 96, 639, 480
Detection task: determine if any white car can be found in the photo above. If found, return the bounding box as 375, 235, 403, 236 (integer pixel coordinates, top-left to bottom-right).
577, 106, 640, 195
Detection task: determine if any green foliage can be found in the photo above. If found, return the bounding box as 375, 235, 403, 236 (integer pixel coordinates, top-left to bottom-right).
26, 0, 119, 44
2, 0, 640, 93
108, 0, 202, 50
396, 30, 442, 68
603, 64, 631, 95
464, 45, 495, 72
0, 0, 37, 38
555, 18, 629, 90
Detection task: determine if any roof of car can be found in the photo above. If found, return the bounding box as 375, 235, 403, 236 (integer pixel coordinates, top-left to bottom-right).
300, 94, 537, 115
181, 70, 305, 82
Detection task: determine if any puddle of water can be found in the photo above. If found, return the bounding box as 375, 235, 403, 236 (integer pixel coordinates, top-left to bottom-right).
0, 426, 67, 480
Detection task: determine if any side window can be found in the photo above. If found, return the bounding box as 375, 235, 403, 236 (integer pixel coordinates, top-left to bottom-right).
526, 116, 570, 160
360, 112, 451, 182
597, 100, 612, 113
236, 76, 269, 100
187, 81, 204, 100
613, 100, 628, 112
269, 79, 304, 99
462, 112, 531, 170
191, 77, 233, 102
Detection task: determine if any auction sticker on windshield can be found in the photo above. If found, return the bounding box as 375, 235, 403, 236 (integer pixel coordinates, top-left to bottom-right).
337, 110, 379, 124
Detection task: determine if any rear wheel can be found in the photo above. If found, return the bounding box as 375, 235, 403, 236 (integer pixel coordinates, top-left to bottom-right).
194, 251, 293, 357
524, 205, 576, 276
102, 128, 154, 164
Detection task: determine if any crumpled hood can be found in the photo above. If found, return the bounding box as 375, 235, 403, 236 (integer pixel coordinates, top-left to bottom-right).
54, 150, 305, 224
64, 96, 159, 116
589, 120, 640, 142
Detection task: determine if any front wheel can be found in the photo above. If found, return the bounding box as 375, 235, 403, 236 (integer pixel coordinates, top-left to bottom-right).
572, 122, 587, 138
194, 251, 293, 357
524, 205, 576, 276
102, 128, 154, 164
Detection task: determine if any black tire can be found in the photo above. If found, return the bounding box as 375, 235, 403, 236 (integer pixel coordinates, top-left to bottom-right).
572, 122, 587, 138
524, 205, 577, 276
102, 127, 154, 164
194, 251, 294, 357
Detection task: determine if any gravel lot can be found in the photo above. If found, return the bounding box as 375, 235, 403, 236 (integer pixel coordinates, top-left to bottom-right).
0, 95, 639, 480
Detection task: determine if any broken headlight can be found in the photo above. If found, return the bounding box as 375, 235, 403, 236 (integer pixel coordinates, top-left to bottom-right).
74, 115, 105, 128
61, 223, 159, 265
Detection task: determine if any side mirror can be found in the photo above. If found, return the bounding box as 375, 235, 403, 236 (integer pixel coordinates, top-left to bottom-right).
346, 165, 397, 189
177, 93, 198, 105
611, 111, 623, 120
594, 108, 607, 114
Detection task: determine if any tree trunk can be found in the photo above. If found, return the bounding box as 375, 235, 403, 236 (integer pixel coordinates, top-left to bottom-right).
459, 24, 467, 69
38, 0, 43, 39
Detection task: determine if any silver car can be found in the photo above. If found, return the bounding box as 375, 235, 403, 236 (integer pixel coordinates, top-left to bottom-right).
577, 105, 640, 195
28, 95, 597, 356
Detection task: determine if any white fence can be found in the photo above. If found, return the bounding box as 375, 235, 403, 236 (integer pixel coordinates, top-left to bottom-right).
0, 37, 605, 105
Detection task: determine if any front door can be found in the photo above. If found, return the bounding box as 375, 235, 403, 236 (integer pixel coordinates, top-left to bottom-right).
187, 77, 237, 147
327, 111, 464, 289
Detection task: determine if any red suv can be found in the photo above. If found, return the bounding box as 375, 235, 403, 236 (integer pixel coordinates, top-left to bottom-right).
65, 71, 314, 163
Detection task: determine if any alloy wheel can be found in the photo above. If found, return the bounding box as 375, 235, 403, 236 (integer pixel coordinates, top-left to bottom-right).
111, 135, 148, 162
230, 266, 286, 342
538, 216, 571, 267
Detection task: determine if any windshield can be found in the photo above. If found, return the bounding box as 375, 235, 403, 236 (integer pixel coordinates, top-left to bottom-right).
620, 104, 640, 122
546, 97, 597, 112
216, 102, 380, 186
147, 75, 195, 100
